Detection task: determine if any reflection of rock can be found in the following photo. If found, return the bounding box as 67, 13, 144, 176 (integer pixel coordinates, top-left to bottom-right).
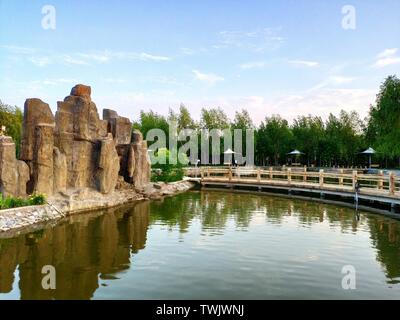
0, 85, 150, 198
0, 201, 150, 299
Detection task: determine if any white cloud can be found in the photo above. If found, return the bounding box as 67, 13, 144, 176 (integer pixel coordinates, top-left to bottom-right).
373, 48, 400, 68
192, 69, 224, 85
62, 55, 89, 65
0, 45, 36, 55
216, 27, 284, 52
240, 61, 266, 70
288, 60, 319, 68
78, 52, 110, 63
310, 75, 355, 90
29, 56, 51, 67
377, 48, 398, 58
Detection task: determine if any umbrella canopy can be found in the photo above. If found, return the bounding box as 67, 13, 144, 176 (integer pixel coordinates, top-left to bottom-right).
287, 149, 304, 155
223, 148, 236, 155
361, 147, 376, 154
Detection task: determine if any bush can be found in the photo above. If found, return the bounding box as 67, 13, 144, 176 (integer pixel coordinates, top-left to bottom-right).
150, 148, 186, 183
0, 193, 46, 210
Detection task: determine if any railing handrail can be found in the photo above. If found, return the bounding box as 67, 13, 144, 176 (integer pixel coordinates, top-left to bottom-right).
184, 166, 399, 197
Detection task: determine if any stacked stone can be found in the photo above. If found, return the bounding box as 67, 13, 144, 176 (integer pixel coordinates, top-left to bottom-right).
0, 84, 151, 198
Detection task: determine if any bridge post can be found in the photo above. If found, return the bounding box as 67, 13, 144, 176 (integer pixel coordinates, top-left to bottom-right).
319, 169, 324, 187
389, 172, 395, 195
229, 166, 232, 182
339, 169, 344, 186
207, 168, 210, 178
352, 170, 357, 191
201, 168, 204, 179
378, 170, 384, 190
287, 168, 292, 185
269, 167, 273, 180
257, 168, 261, 183
303, 166, 307, 182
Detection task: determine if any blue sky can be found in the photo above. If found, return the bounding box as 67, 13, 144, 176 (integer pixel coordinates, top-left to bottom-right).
1, 0, 399, 124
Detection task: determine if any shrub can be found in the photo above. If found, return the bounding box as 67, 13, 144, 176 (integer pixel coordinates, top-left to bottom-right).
28, 193, 46, 205
151, 148, 187, 183
0, 193, 46, 210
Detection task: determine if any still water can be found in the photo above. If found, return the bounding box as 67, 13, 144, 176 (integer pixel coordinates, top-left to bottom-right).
0, 190, 399, 300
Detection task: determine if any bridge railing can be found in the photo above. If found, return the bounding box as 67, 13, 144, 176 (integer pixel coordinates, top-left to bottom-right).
184, 166, 400, 197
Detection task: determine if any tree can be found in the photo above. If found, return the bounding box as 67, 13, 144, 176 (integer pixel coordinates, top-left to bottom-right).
200, 107, 230, 130
178, 104, 197, 130
291, 115, 324, 166
256, 115, 293, 165
132, 110, 170, 145
366, 75, 400, 165
0, 100, 23, 157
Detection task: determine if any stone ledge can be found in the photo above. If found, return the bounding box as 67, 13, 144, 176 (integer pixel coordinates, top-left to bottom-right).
0, 180, 195, 236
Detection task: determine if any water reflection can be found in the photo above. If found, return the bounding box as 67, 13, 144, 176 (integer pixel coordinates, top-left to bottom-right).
0, 201, 149, 299
0, 190, 399, 299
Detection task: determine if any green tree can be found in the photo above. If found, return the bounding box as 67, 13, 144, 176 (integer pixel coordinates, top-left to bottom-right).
132, 110, 170, 145
256, 115, 293, 165
200, 107, 230, 130
291, 115, 324, 166
366, 75, 400, 166
0, 100, 23, 157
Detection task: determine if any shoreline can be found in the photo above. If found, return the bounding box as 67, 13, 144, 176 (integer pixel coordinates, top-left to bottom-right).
0, 180, 195, 238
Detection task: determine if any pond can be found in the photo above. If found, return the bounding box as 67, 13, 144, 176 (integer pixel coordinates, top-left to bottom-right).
0, 190, 399, 299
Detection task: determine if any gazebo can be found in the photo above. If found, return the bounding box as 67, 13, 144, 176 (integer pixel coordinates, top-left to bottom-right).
360, 147, 376, 168
287, 149, 304, 166
223, 148, 237, 166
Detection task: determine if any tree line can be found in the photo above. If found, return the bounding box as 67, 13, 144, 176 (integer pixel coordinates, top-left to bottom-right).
133, 75, 400, 168
1, 75, 399, 168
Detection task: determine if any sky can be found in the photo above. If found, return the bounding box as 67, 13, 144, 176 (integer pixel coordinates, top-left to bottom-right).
0, 0, 399, 124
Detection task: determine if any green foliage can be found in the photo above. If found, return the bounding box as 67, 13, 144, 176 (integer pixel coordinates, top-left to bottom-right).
200, 107, 230, 130
366, 75, 400, 160
256, 115, 293, 165
0, 100, 23, 157
0, 193, 46, 210
132, 110, 170, 143
151, 148, 186, 182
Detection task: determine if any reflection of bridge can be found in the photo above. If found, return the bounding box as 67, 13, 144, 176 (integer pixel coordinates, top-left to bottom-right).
185, 167, 400, 213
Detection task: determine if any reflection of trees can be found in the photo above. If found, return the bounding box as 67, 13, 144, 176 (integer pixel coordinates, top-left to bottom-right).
0, 201, 150, 299
368, 218, 400, 283
149, 191, 374, 234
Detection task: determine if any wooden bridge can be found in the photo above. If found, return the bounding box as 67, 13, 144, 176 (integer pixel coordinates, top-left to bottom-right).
184, 166, 400, 213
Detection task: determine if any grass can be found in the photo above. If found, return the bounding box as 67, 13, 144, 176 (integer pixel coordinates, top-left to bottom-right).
0, 193, 46, 210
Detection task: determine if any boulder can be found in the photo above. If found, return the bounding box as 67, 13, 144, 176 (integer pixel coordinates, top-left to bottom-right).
103, 109, 132, 145
0, 136, 18, 197
97, 134, 120, 194
53, 147, 67, 193
70, 84, 91, 100
131, 131, 151, 189
20, 98, 55, 162
33, 124, 54, 195
16, 161, 30, 197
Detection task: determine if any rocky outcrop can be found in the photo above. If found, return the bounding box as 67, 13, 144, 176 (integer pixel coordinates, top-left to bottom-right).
0, 84, 151, 199
131, 130, 151, 190
0, 137, 30, 198
97, 134, 120, 194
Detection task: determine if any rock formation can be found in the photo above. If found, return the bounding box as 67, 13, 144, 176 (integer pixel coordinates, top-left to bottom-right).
0, 136, 30, 198
0, 84, 151, 199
